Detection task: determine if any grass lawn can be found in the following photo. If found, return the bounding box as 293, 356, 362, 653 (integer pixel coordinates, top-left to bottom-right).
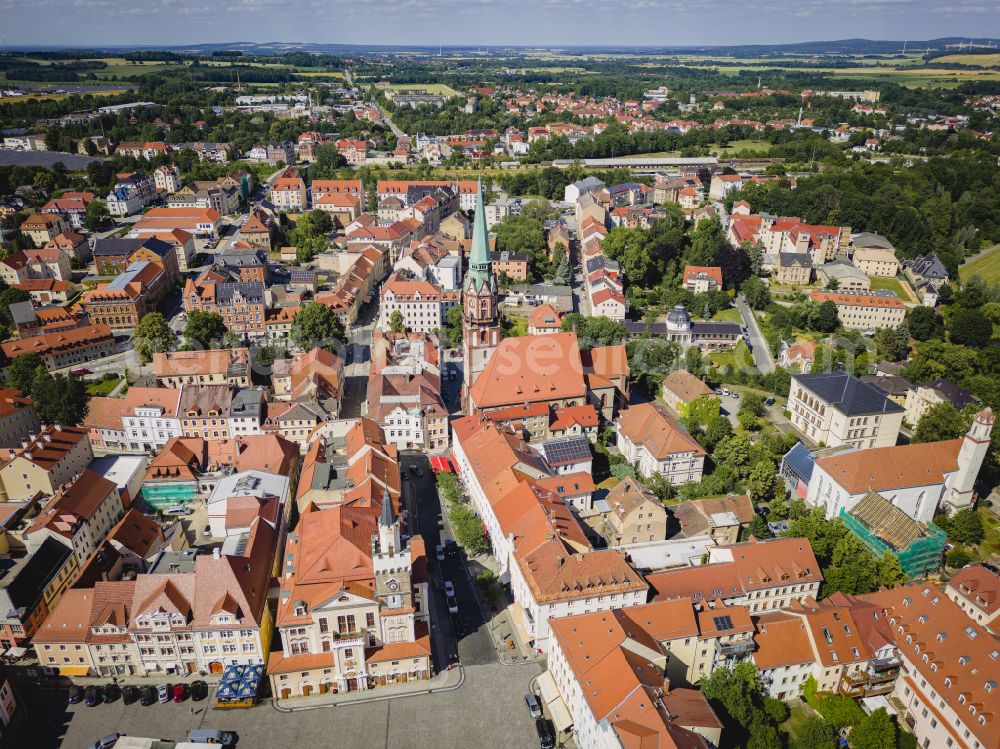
959, 245, 1000, 285
710, 307, 743, 323
868, 275, 913, 299
85, 377, 123, 396
781, 700, 817, 745
711, 140, 772, 155
976, 508, 1000, 561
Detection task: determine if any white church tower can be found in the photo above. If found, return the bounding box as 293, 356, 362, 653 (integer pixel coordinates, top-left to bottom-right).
946, 407, 994, 512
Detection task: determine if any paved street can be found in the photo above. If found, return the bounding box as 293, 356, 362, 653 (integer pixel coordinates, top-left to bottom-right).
735, 294, 774, 373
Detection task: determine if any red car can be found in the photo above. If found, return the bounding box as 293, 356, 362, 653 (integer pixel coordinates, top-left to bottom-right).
172, 683, 188, 702
70, 368, 92, 377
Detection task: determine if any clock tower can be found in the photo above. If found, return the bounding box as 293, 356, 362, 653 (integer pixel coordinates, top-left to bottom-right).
462, 179, 500, 410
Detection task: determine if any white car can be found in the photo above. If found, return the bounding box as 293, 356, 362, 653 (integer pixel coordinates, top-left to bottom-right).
436, 544, 445, 562
444, 580, 455, 597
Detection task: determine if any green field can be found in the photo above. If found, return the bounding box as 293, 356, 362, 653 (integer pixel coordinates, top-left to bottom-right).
711, 140, 772, 155
959, 246, 1000, 285
868, 275, 915, 301
377, 82, 462, 98
85, 377, 123, 396
710, 307, 744, 323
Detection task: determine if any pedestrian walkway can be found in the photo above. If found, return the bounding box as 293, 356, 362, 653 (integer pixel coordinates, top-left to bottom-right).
271, 665, 463, 712
465, 555, 542, 667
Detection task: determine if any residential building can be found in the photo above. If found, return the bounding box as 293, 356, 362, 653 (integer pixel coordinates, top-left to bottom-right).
809, 290, 906, 331
183, 275, 266, 338
0, 538, 79, 648
646, 537, 823, 614
905, 379, 980, 428
131, 207, 221, 239
860, 583, 1000, 749
81, 261, 172, 331
546, 605, 722, 749
661, 370, 713, 416
670, 494, 754, 546
25, 470, 124, 564
118, 386, 183, 453
19, 213, 68, 246
778, 341, 817, 372
0, 389, 38, 449
0, 425, 92, 502
451, 416, 647, 651
602, 477, 667, 545
105, 173, 156, 218
616, 402, 706, 484
853, 246, 899, 277
367, 355, 448, 452
268, 170, 308, 212
153, 348, 252, 389
527, 303, 563, 335
788, 372, 905, 449
154, 165, 182, 194
178, 384, 234, 440
40, 192, 93, 231
815, 261, 872, 293
946, 566, 1000, 633
378, 274, 460, 333
682, 265, 723, 293
0, 325, 115, 371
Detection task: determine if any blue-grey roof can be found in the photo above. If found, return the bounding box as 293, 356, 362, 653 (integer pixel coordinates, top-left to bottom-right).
918, 378, 980, 411
216, 282, 265, 303
106, 261, 151, 291
691, 321, 741, 336
908, 253, 948, 281
794, 372, 905, 416
781, 441, 817, 485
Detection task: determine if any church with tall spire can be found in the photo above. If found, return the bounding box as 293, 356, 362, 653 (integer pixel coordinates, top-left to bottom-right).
462, 179, 500, 410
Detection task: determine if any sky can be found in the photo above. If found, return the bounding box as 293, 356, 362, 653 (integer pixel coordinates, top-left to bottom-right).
0, 0, 997, 48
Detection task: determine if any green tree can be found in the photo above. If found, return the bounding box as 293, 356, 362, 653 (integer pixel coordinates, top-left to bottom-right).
791, 717, 837, 749
907, 306, 938, 341
849, 708, 896, 749
31, 369, 88, 426
388, 310, 405, 333
83, 199, 110, 232
741, 276, 771, 310
942, 508, 985, 546
291, 301, 346, 351
442, 304, 463, 348
686, 217, 726, 268
601, 226, 656, 287
742, 514, 774, 541
747, 460, 781, 504
7, 352, 44, 393
912, 402, 966, 443
811, 300, 840, 333
133, 312, 177, 364
948, 308, 993, 348
183, 310, 228, 349
295, 235, 327, 264
946, 546, 974, 568
702, 413, 733, 452
872, 325, 910, 362
701, 661, 783, 749
449, 502, 490, 555
684, 345, 703, 376
311, 143, 348, 178
554, 254, 571, 285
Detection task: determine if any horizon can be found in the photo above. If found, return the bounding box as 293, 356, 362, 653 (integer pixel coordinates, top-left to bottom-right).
1, 0, 998, 49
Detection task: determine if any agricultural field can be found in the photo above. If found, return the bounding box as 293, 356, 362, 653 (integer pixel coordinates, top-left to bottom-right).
959, 245, 1000, 285
933, 53, 1000, 67
375, 82, 462, 97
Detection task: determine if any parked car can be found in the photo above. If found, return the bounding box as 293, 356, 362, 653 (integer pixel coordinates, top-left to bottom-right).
446, 594, 459, 614
157, 683, 171, 704
435, 544, 445, 562
721, 388, 730, 396
444, 580, 455, 597
765, 397, 775, 407
71, 367, 92, 376
190, 680, 209, 701
121, 686, 140, 705
139, 686, 157, 706
714, 388, 723, 395
731, 391, 740, 399
102, 683, 121, 703
84, 685, 102, 707
444, 539, 459, 558
88, 734, 123, 749
188, 728, 237, 745
173, 683, 189, 702
67, 685, 84, 705
536, 718, 556, 749
525, 693, 542, 719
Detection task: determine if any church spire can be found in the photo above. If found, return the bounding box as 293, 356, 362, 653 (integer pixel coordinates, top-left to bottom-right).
465, 178, 494, 293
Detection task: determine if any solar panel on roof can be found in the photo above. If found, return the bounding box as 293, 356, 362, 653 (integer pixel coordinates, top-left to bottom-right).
713, 615, 733, 631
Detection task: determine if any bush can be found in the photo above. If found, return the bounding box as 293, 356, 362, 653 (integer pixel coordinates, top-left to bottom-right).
476, 570, 503, 606
436, 472, 463, 505
802, 676, 866, 729
946, 546, 974, 568
448, 502, 490, 556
